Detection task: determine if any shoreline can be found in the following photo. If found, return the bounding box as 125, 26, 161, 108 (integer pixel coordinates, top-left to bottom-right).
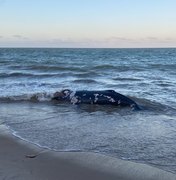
0, 125, 176, 180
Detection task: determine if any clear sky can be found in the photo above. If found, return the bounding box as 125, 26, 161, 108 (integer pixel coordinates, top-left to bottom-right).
0, 0, 176, 48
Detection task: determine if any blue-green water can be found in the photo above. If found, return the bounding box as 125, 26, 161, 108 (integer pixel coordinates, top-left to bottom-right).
0, 48, 176, 173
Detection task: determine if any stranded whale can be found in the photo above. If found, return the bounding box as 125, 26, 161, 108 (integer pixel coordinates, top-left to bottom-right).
52, 89, 140, 110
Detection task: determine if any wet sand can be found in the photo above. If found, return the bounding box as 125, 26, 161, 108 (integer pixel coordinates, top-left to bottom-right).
0, 126, 176, 180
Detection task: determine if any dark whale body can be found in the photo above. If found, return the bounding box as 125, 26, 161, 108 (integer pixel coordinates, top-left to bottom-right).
52, 90, 140, 110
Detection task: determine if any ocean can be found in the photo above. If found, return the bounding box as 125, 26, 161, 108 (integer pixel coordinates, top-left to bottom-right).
0, 48, 176, 173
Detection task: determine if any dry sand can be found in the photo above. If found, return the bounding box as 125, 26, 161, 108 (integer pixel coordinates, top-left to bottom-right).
0, 125, 176, 180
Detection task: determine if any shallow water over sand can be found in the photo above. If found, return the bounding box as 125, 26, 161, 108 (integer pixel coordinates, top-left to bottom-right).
1, 101, 176, 173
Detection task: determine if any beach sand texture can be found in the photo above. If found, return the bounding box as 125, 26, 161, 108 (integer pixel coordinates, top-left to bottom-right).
0, 127, 176, 180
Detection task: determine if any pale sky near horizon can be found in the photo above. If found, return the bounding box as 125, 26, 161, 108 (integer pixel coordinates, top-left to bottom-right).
0, 0, 176, 48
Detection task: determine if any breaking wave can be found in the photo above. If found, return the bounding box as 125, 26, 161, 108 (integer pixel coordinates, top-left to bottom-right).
0, 92, 175, 115
0, 92, 54, 102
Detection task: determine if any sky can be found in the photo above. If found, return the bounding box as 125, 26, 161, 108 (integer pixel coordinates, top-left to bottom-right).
0, 0, 176, 48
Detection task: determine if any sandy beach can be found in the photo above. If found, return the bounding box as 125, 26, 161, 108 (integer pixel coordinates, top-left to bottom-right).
0, 125, 176, 180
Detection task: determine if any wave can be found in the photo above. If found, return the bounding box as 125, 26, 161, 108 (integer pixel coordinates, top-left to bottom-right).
93, 65, 144, 72
93, 64, 117, 70
0, 71, 102, 80
0, 72, 34, 78
149, 64, 176, 70
73, 72, 100, 78
72, 79, 98, 84
27, 65, 86, 72
0, 60, 8, 64
1, 92, 175, 115
113, 77, 141, 81
0, 92, 54, 102
0, 72, 75, 78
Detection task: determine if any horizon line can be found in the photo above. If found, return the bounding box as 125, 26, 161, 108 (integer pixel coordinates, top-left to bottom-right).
0, 46, 176, 49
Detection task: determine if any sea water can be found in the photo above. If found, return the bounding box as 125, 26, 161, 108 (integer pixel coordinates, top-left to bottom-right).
0, 48, 176, 173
